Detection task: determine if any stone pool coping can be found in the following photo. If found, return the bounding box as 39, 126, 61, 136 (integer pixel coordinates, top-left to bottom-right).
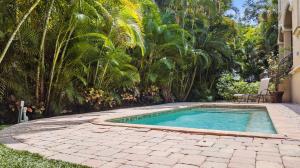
91, 103, 299, 139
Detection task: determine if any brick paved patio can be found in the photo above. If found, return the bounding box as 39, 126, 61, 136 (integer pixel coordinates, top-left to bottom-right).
0, 103, 300, 168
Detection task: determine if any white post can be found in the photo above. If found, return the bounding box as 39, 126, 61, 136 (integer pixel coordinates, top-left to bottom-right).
23, 107, 29, 122
18, 101, 29, 123
18, 101, 25, 123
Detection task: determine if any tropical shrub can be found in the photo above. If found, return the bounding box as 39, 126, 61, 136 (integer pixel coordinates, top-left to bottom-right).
0, 94, 46, 123
120, 88, 139, 105
217, 73, 259, 100
83, 88, 119, 111
0, 95, 20, 123
0, 0, 279, 122
141, 86, 162, 104
102, 93, 121, 109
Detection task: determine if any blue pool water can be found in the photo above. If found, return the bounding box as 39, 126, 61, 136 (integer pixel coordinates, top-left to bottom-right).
113, 108, 276, 134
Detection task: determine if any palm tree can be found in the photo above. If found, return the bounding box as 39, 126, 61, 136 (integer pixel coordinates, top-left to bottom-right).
45, 0, 145, 114
0, 0, 242, 118
35, 0, 55, 104
0, 0, 41, 64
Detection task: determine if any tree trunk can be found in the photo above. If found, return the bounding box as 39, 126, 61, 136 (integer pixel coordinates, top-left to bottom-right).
36, 0, 55, 104
45, 30, 65, 114
46, 22, 75, 115
93, 60, 101, 85
99, 62, 109, 87
183, 66, 197, 101
0, 0, 41, 64
54, 26, 75, 86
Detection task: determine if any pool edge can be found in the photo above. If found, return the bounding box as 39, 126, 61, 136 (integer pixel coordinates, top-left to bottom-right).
90, 103, 289, 139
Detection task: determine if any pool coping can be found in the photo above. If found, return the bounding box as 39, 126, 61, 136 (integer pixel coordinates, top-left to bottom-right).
91, 103, 296, 139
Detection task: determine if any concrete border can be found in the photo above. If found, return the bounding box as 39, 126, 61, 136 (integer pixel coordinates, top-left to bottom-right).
91, 103, 299, 139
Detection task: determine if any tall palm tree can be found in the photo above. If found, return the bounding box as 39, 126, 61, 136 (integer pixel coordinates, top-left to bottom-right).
0, 0, 41, 64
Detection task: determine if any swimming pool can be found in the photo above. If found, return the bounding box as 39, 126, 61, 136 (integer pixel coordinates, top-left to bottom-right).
111, 107, 276, 134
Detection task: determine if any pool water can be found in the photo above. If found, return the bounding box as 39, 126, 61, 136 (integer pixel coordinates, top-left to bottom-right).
113, 108, 276, 134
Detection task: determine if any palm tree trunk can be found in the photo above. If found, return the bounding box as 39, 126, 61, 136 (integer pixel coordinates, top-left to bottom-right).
0, 0, 41, 64
93, 27, 112, 86
54, 26, 75, 85
46, 22, 75, 114
36, 0, 55, 104
183, 66, 197, 101
93, 60, 101, 85
99, 62, 109, 87
45, 30, 65, 113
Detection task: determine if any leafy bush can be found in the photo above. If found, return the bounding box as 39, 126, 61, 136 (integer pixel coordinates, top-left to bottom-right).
141, 86, 163, 104
83, 88, 120, 110
217, 73, 259, 100
120, 88, 139, 105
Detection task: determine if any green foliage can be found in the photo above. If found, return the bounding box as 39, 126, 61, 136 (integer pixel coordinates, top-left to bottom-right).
83, 88, 120, 110
235, 0, 278, 81
0, 0, 278, 120
217, 73, 259, 100
141, 85, 163, 104
0, 144, 87, 168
